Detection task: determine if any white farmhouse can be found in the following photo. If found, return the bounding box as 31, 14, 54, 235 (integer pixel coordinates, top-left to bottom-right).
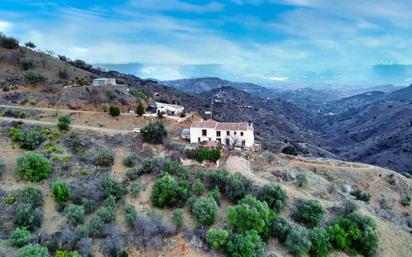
190, 120, 254, 148
155, 102, 184, 116
92, 78, 117, 86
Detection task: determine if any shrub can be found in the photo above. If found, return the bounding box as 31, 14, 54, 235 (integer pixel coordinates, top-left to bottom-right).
191, 196, 218, 227
350, 188, 371, 202
125, 168, 142, 180
0, 159, 4, 176
97, 206, 116, 223
292, 199, 325, 228
16, 152, 52, 182
282, 145, 299, 156
65, 131, 86, 156
109, 106, 120, 117
19, 186, 43, 207
256, 183, 288, 212
14, 203, 43, 230
100, 177, 126, 199
23, 70, 47, 84
129, 183, 141, 198
188, 148, 221, 163
226, 230, 265, 257
52, 180, 71, 203
208, 186, 221, 205
192, 178, 205, 195
9, 227, 31, 247
87, 216, 104, 237
5, 195, 15, 205
136, 102, 145, 116
225, 172, 252, 202
0, 34, 19, 49
150, 174, 190, 208
336, 200, 358, 215
270, 215, 292, 243
57, 115, 71, 131
227, 195, 275, 238
64, 204, 85, 225
310, 228, 332, 257
207, 169, 229, 192
142, 121, 167, 144
400, 195, 411, 207
206, 228, 228, 250
10, 126, 45, 150
17, 244, 49, 257
171, 209, 184, 230
295, 174, 308, 187
124, 204, 137, 228
25, 41, 36, 49
285, 227, 312, 257
122, 153, 138, 167
54, 250, 81, 257
93, 148, 114, 166
20, 59, 34, 70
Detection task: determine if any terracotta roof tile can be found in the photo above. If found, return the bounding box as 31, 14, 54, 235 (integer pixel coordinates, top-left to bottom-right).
191, 120, 252, 131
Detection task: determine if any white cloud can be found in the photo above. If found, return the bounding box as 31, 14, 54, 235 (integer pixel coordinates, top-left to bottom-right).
267, 76, 288, 81
129, 0, 224, 13
0, 20, 12, 31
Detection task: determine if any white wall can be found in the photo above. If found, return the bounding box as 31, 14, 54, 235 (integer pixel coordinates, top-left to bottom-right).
190, 127, 254, 147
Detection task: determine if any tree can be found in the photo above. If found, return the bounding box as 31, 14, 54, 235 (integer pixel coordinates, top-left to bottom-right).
17, 244, 49, 257
16, 152, 52, 182
25, 41, 36, 49
291, 199, 325, 228
227, 195, 275, 239
310, 228, 332, 257
150, 174, 190, 208
206, 228, 228, 250
100, 177, 126, 199
0, 34, 19, 49
191, 196, 218, 227
192, 178, 205, 195
270, 215, 292, 243
14, 203, 43, 230
142, 121, 167, 144
109, 106, 120, 117
256, 183, 288, 212
64, 204, 85, 225
225, 172, 252, 203
57, 115, 71, 131
226, 230, 265, 257
9, 126, 45, 150
136, 102, 145, 116
52, 180, 71, 203
171, 209, 184, 230
285, 227, 312, 257
9, 227, 31, 247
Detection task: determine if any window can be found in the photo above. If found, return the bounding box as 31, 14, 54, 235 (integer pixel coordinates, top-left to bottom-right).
217, 138, 221, 144
226, 131, 230, 136
216, 131, 221, 137
242, 140, 246, 147
198, 137, 200, 142
225, 138, 230, 145
240, 132, 244, 136
202, 129, 207, 136
234, 131, 237, 135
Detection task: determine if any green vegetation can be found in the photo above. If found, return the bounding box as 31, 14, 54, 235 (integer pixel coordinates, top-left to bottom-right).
129, 183, 141, 198
100, 176, 126, 199
109, 106, 120, 116
9, 227, 31, 247
23, 70, 47, 84
0, 159, 5, 176
400, 195, 411, 207
9, 126, 45, 150
150, 174, 190, 208
57, 114, 71, 131
52, 180, 71, 203
136, 102, 145, 116
0, 34, 19, 49
17, 244, 49, 257
256, 183, 288, 212
285, 227, 312, 257
86, 216, 104, 237
226, 230, 265, 257
350, 188, 371, 202
93, 148, 114, 166
207, 168, 229, 192
24, 41, 36, 49
186, 148, 221, 163
20, 59, 34, 70
310, 228, 332, 257
122, 153, 138, 167
16, 152, 52, 182
208, 186, 221, 205
64, 204, 85, 225
65, 130, 86, 156
292, 199, 325, 228
192, 178, 206, 195
295, 174, 308, 187
270, 215, 292, 243
123, 204, 137, 228
206, 228, 229, 250
14, 203, 43, 230
225, 172, 252, 202
130, 88, 150, 100
125, 168, 142, 180
172, 209, 184, 230
142, 121, 167, 144
191, 196, 218, 227
54, 250, 81, 257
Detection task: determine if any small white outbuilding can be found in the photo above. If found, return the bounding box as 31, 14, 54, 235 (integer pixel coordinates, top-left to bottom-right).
92, 78, 117, 86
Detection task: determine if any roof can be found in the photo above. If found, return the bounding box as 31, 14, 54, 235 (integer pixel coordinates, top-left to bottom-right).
191, 120, 252, 131
155, 102, 184, 110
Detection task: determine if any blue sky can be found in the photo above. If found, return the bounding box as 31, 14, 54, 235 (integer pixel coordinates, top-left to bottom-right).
1, 0, 412, 88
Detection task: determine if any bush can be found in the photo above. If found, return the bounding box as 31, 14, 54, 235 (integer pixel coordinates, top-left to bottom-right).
285, 227, 312, 257
19, 186, 43, 207
226, 230, 265, 257
81, 198, 97, 214
256, 183, 288, 212
206, 228, 228, 250
87, 216, 104, 237
171, 209, 184, 230
54, 250, 81, 257
0, 159, 4, 176
292, 199, 325, 228
97, 206, 116, 223
23, 70, 47, 84
208, 186, 221, 205
64, 204, 85, 225
9, 227, 31, 247
125, 168, 142, 180
57, 115, 71, 131
136, 102, 145, 116
150, 174, 190, 208
191, 196, 218, 227
310, 228, 332, 257
227, 195, 275, 238
336, 200, 358, 215
129, 183, 141, 198
17, 244, 49, 257
65, 131, 86, 156
0, 34, 19, 49
16, 152, 52, 182
188, 148, 221, 163
225, 172, 252, 202
295, 174, 308, 187
14, 203, 43, 230
350, 188, 371, 202
124, 204, 137, 228
93, 148, 114, 166
207, 169, 229, 192
109, 106, 120, 117
282, 145, 299, 156
142, 121, 167, 144
400, 195, 411, 207
52, 180, 71, 203
20, 59, 34, 70
10, 126, 45, 150
100, 177, 126, 199
192, 178, 205, 196
25, 41, 36, 49
122, 153, 138, 167
270, 215, 292, 243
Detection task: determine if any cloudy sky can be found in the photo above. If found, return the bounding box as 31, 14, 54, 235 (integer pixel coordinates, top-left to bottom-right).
2, 0, 412, 87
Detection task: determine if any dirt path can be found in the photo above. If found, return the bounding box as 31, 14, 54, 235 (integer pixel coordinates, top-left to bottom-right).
0, 116, 131, 134
224, 155, 268, 184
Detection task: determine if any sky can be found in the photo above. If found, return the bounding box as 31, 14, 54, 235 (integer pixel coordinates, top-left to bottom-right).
1, 0, 412, 88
